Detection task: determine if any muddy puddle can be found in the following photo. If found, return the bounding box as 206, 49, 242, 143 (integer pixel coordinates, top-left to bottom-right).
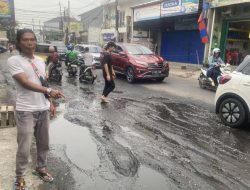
48, 103, 169, 190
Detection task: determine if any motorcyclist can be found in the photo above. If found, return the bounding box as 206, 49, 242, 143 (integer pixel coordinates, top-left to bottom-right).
65, 44, 78, 67
207, 48, 225, 86
46, 46, 59, 78
83, 47, 97, 83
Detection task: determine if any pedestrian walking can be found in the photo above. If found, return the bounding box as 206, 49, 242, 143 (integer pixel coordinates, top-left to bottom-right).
101, 41, 116, 103
7, 29, 64, 190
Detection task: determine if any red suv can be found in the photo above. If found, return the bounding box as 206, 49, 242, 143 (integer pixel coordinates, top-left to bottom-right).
111, 43, 169, 83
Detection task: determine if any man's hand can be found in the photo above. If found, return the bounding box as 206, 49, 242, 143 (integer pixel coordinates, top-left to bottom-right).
50, 102, 56, 118
50, 89, 64, 99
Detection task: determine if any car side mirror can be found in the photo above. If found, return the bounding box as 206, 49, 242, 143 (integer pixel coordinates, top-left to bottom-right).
119, 51, 127, 57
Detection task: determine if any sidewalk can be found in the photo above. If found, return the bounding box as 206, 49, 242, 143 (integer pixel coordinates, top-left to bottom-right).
169, 62, 202, 79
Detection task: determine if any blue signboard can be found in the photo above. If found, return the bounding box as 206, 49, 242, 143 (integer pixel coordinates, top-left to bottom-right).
161, 0, 199, 17
103, 33, 115, 41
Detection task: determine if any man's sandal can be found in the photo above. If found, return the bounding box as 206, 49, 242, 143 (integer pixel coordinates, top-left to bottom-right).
13, 178, 27, 190
32, 168, 54, 183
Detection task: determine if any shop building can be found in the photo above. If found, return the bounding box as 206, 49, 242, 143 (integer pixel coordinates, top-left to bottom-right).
208, 0, 250, 65
132, 0, 204, 64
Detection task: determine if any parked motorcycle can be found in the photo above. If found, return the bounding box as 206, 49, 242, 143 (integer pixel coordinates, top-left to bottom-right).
47, 62, 63, 82
198, 63, 231, 91
79, 61, 96, 84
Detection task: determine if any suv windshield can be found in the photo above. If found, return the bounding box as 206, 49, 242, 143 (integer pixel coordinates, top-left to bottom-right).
88, 46, 102, 53
50, 41, 66, 51
126, 45, 153, 55
35, 44, 57, 53
236, 55, 250, 73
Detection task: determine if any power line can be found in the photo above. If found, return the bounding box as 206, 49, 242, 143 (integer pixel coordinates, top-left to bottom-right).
15, 8, 60, 14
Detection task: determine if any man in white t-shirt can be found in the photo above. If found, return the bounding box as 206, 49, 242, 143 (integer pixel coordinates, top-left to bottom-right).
83, 47, 97, 81
7, 29, 64, 190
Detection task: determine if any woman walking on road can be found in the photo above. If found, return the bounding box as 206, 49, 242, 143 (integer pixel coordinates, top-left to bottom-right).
101, 41, 116, 103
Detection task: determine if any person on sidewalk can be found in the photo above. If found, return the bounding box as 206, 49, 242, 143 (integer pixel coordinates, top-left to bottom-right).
7, 29, 64, 190
207, 48, 224, 86
101, 41, 116, 103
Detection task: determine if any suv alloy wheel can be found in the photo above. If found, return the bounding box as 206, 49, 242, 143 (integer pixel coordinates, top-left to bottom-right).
219, 98, 246, 128
126, 67, 135, 83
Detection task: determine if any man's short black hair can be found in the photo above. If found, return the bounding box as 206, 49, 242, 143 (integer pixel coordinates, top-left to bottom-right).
105, 41, 116, 50
16, 29, 37, 52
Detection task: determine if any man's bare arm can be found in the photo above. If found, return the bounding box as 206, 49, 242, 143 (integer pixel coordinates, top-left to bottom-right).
13, 73, 64, 98
13, 73, 47, 93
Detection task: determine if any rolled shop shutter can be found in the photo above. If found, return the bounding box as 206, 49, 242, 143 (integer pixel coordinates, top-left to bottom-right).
161, 30, 204, 64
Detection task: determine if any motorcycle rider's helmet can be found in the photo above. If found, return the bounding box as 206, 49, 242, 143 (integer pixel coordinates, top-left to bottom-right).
67, 44, 74, 51
212, 48, 221, 56
49, 46, 55, 53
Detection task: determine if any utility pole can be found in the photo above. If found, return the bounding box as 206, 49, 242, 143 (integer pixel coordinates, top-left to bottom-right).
59, 1, 64, 33
115, 0, 119, 42
68, 0, 70, 34
32, 18, 35, 31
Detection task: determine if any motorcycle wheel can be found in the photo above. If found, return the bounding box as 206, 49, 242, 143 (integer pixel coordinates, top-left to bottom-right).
84, 70, 94, 82
51, 69, 62, 82
198, 73, 206, 89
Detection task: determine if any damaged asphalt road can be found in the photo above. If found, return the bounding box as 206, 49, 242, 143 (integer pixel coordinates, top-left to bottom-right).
1, 52, 250, 190
42, 72, 250, 190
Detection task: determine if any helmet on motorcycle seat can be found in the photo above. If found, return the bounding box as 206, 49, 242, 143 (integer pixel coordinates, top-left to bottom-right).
212, 48, 221, 55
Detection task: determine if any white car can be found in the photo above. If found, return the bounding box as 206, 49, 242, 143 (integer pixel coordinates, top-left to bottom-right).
215, 55, 250, 128
74, 44, 102, 68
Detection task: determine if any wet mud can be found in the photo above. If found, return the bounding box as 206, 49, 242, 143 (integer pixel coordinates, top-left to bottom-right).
45, 73, 250, 190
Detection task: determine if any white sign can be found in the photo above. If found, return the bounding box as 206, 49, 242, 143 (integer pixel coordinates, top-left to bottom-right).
134, 4, 160, 22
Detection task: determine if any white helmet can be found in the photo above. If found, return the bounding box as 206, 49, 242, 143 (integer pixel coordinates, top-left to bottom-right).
212, 48, 221, 55
49, 46, 55, 52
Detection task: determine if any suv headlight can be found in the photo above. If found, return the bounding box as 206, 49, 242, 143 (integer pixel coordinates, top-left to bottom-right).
135, 60, 148, 67
163, 60, 168, 66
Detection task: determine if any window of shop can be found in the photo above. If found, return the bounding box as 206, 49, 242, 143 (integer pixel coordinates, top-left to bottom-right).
222, 20, 250, 66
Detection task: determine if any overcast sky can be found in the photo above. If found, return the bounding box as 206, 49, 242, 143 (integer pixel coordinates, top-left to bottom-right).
14, 0, 109, 29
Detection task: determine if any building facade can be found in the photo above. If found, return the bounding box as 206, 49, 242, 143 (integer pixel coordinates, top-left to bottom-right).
43, 16, 80, 43
207, 0, 250, 65
132, 0, 204, 64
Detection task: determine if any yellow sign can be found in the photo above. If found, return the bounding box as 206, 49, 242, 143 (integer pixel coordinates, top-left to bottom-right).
70, 22, 80, 31
0, 0, 12, 18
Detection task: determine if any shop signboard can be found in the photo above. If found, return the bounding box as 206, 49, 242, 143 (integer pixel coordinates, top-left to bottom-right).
211, 0, 250, 7
161, 0, 199, 17
0, 0, 14, 18
103, 33, 115, 41
133, 3, 160, 22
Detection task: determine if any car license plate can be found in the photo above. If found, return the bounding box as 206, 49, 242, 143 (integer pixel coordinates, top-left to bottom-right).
152, 71, 161, 75
71, 65, 77, 68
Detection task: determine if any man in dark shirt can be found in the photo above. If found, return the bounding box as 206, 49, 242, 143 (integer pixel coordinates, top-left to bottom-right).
101, 42, 116, 103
